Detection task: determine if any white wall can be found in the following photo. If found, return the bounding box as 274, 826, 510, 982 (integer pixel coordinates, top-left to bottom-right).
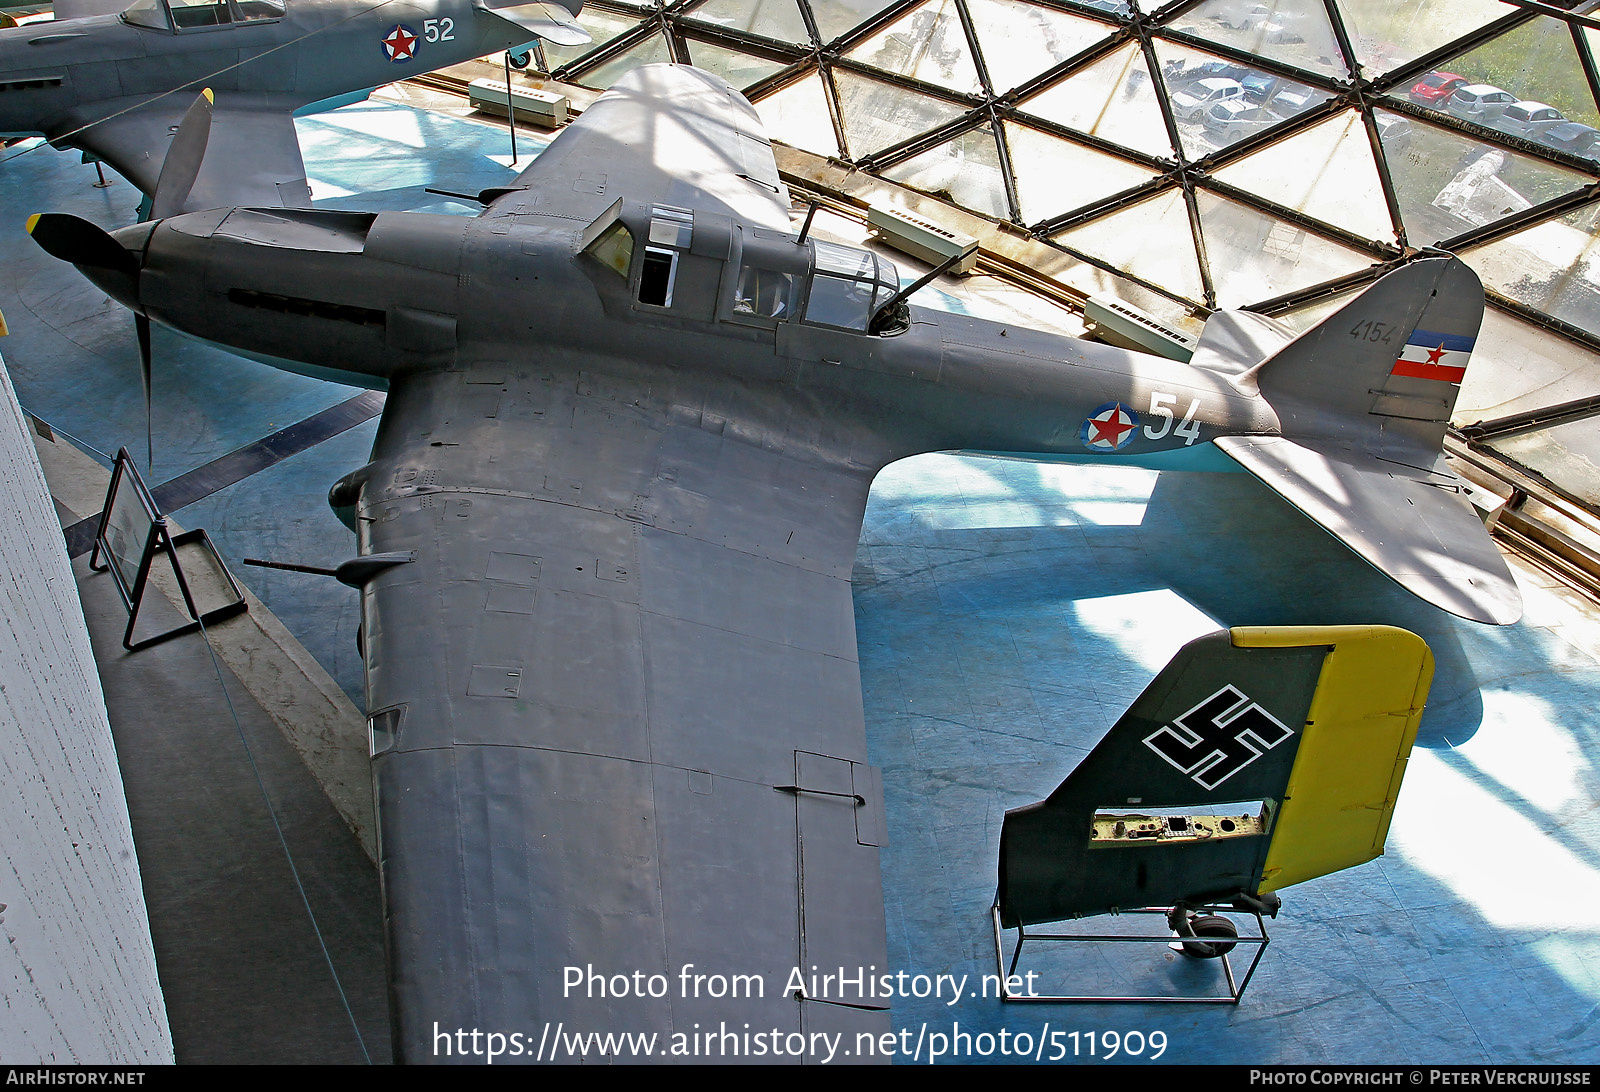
0, 352, 172, 1063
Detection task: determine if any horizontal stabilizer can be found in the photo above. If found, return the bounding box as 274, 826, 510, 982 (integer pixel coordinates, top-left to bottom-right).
1215, 434, 1520, 625
997, 626, 1433, 928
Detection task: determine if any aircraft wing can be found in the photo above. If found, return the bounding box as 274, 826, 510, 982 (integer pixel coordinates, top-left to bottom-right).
361, 364, 889, 1060
488, 64, 791, 230
67, 94, 311, 211
1214, 433, 1520, 625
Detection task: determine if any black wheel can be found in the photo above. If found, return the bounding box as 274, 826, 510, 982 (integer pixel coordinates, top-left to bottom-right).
507, 51, 531, 70
1178, 914, 1238, 959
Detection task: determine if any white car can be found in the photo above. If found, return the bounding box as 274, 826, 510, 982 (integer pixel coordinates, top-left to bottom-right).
1171, 78, 1245, 121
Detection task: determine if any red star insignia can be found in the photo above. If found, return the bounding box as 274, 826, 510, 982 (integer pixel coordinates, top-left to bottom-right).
1425, 343, 1447, 364
385, 26, 418, 61
1091, 410, 1134, 447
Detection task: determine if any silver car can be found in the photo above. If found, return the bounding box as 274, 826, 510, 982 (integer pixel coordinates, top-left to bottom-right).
1446, 84, 1517, 125
1492, 101, 1567, 141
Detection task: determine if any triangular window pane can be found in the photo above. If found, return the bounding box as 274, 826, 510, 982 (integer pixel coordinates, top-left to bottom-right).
543, 9, 649, 72
1460, 204, 1600, 339
1194, 191, 1376, 309
883, 126, 1010, 219
1271, 285, 1365, 333
1380, 113, 1590, 246
846, 1, 984, 95
685, 0, 811, 46
1212, 110, 1395, 242
1053, 187, 1205, 302
810, 0, 899, 46
1490, 417, 1600, 508
1004, 122, 1157, 223
966, 0, 1116, 93
1166, 0, 1349, 81
1334, 0, 1512, 76
753, 73, 842, 157
1018, 42, 1174, 160
1153, 41, 1333, 161
1411, 17, 1599, 130
833, 69, 970, 158
571, 32, 672, 91
685, 39, 792, 91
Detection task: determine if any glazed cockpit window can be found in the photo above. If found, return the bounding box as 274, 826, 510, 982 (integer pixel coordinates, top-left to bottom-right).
232, 0, 285, 20
804, 240, 901, 331
734, 266, 798, 318
586, 221, 634, 278
122, 0, 170, 29
169, 0, 232, 28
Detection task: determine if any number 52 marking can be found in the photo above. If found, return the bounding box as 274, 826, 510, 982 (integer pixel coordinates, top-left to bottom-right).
424, 16, 455, 41
1143, 392, 1202, 445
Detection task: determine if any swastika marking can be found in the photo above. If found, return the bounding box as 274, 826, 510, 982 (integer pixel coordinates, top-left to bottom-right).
1142, 685, 1295, 790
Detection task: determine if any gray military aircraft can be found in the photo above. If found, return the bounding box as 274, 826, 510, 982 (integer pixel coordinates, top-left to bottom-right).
0, 0, 586, 212
28, 62, 1520, 1063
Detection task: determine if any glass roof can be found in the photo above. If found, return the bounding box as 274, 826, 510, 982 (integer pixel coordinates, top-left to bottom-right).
546, 0, 1600, 508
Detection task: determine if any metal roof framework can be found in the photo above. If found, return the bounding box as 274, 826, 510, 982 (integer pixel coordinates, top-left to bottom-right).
537, 0, 1600, 523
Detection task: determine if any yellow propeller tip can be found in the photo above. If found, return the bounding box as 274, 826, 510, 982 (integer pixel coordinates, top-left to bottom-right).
25, 213, 40, 235
203, 88, 214, 103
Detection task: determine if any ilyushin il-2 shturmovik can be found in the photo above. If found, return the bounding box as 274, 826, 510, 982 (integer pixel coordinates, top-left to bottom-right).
29, 61, 1520, 1063
1, 0, 586, 212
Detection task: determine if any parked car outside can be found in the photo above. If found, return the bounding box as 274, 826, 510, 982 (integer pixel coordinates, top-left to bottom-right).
1375, 113, 1414, 156
1171, 77, 1246, 121
1492, 101, 1567, 141
1165, 59, 1248, 92
1203, 99, 1285, 142
1408, 71, 1465, 108
1446, 84, 1517, 125
1539, 120, 1600, 158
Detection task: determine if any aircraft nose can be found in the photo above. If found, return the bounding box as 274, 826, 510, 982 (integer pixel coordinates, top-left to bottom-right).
26, 213, 153, 313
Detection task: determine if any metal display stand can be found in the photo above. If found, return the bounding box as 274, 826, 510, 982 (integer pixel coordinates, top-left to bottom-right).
990, 902, 1271, 1005
88, 447, 247, 651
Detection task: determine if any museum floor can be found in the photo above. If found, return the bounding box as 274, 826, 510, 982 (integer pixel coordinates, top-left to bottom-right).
2, 81, 1597, 1065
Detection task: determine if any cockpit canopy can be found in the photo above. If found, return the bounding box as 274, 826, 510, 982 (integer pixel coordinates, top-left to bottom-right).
123, 0, 284, 32
581, 199, 904, 335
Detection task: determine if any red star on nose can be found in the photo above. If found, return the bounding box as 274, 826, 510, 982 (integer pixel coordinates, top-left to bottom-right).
1091, 411, 1135, 447
1425, 343, 1447, 364
385, 27, 417, 60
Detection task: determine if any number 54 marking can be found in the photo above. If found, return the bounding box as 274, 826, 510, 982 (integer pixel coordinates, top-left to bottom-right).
1143, 392, 1202, 445
424, 16, 454, 41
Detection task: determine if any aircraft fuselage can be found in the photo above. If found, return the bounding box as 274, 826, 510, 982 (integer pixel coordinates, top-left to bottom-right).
116, 204, 1281, 473
0, 0, 540, 141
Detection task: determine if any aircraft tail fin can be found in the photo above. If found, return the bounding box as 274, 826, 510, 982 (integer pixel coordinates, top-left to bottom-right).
1245, 256, 1482, 452
996, 625, 1432, 929
1213, 258, 1520, 625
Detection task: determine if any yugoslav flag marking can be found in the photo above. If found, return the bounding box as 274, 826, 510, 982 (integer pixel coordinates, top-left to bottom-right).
1081, 401, 1139, 451
1391, 327, 1474, 383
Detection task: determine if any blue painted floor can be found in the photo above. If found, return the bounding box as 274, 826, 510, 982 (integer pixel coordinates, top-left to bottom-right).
2, 90, 1597, 1065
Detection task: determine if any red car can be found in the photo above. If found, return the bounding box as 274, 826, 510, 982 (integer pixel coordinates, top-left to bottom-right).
1409, 70, 1466, 107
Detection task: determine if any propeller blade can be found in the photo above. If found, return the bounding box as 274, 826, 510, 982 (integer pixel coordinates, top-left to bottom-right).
135, 313, 153, 471
25, 213, 139, 273
151, 88, 214, 220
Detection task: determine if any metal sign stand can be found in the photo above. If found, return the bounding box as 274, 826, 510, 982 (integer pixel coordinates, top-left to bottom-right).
88, 447, 246, 651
